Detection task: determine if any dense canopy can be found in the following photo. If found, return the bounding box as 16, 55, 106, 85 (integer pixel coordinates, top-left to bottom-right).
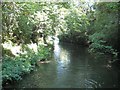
1, 1, 120, 88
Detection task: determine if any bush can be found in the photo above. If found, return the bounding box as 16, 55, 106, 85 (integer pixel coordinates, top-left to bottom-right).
2, 44, 53, 84
88, 2, 118, 59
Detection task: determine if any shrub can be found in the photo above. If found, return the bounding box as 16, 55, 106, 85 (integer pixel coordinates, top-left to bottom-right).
2, 44, 53, 84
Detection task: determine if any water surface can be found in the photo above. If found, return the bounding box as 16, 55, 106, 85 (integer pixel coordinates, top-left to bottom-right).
4, 42, 120, 88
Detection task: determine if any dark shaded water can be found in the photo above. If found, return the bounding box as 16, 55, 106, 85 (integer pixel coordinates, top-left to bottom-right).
4, 41, 120, 88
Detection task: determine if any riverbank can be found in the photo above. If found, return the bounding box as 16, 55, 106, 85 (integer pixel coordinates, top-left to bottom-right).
2, 45, 53, 87
3, 42, 120, 88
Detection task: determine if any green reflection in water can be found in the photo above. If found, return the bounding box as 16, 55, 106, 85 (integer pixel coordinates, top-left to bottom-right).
4, 42, 119, 88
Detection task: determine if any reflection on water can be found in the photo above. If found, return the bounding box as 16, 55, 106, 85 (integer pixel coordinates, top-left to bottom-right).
54, 43, 70, 66
54, 38, 70, 68
59, 49, 70, 65
4, 39, 120, 88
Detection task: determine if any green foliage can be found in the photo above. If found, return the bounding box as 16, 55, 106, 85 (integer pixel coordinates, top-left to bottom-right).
2, 2, 35, 44
2, 47, 15, 57
88, 2, 119, 58
2, 2, 67, 45
2, 56, 23, 82
58, 2, 119, 59
58, 32, 88, 45
37, 45, 52, 60
2, 2, 65, 84
2, 1, 120, 85
58, 8, 89, 45
2, 45, 52, 83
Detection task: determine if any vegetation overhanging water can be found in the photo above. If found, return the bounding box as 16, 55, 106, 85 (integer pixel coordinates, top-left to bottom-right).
1, 1, 120, 89
3, 41, 120, 88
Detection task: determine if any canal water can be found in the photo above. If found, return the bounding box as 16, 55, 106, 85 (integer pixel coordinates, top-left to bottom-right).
4, 40, 120, 88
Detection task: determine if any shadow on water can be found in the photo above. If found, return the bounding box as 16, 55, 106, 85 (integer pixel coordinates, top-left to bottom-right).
3, 41, 120, 89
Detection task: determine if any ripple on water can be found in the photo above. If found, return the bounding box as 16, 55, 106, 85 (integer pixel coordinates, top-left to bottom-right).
85, 79, 101, 88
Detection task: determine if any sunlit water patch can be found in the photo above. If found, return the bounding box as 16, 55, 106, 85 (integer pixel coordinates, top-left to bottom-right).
3, 41, 120, 88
